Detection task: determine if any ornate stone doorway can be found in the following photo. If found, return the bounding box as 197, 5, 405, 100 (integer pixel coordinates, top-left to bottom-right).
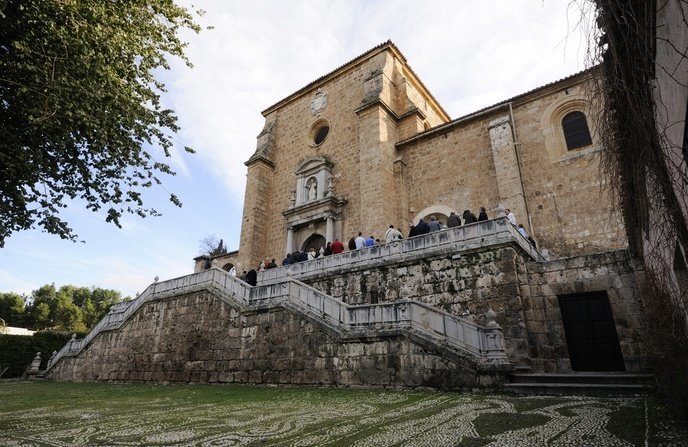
301, 234, 326, 252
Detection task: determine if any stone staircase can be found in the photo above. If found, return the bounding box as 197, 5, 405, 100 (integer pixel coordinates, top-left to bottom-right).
504, 372, 656, 395
46, 268, 512, 377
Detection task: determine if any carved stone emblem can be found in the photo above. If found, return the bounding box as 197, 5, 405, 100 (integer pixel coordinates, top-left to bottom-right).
311, 89, 328, 115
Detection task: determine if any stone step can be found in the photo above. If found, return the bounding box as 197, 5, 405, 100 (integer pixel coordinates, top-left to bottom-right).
509, 372, 655, 386
504, 373, 656, 396
503, 382, 655, 396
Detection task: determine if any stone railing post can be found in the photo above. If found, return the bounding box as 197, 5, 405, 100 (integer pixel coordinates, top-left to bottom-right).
482, 308, 507, 361
28, 352, 41, 374
47, 350, 57, 369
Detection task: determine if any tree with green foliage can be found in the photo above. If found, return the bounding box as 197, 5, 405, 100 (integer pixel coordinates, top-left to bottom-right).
0, 0, 202, 247
0, 292, 25, 326
0, 283, 124, 331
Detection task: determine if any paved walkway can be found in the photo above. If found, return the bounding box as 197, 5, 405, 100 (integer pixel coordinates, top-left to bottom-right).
1, 382, 686, 446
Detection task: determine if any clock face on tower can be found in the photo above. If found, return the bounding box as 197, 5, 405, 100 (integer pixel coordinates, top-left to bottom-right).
311, 90, 328, 115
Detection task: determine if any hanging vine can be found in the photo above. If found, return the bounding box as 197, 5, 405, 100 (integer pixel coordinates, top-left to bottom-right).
576, 0, 688, 418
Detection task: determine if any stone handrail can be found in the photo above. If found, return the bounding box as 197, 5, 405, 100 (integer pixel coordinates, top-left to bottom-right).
258, 217, 544, 284
282, 280, 506, 361
47, 269, 225, 369
47, 268, 508, 371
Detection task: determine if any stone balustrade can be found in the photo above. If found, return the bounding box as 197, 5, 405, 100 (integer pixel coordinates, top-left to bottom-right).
47, 266, 509, 372
258, 217, 543, 284
282, 280, 506, 362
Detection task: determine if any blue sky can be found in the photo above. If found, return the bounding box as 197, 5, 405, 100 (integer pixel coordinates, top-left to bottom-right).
0, 0, 594, 298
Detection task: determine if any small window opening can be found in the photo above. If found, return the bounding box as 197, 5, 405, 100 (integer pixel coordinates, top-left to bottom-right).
314, 125, 329, 145
562, 111, 592, 150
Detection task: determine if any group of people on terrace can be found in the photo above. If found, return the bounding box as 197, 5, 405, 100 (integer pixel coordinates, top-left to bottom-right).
238, 205, 535, 287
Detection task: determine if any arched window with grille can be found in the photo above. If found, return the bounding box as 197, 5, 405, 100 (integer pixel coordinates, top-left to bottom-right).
562, 111, 593, 150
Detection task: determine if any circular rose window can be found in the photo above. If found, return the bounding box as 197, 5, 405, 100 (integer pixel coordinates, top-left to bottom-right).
309, 119, 330, 146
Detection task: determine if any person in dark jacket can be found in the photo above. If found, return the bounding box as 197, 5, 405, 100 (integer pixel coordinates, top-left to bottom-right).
447, 211, 461, 228
478, 207, 488, 221
246, 269, 257, 287
408, 222, 418, 237
415, 218, 430, 235
348, 237, 357, 250
463, 209, 477, 224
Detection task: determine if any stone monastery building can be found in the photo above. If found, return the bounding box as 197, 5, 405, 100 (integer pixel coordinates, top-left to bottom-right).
47, 42, 649, 389
225, 41, 625, 271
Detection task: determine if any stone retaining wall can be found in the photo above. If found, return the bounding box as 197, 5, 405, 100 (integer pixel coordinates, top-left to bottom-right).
298, 247, 646, 373
304, 245, 531, 366
48, 242, 648, 386
47, 291, 492, 388
524, 251, 646, 372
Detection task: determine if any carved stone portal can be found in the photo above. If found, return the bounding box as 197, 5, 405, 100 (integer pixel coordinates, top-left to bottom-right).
283, 157, 346, 253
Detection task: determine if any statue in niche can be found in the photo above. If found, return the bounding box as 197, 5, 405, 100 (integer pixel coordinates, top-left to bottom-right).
307, 178, 317, 201
289, 190, 296, 208
326, 177, 333, 197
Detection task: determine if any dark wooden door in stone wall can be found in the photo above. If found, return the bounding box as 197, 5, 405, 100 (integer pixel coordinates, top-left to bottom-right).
558, 292, 625, 372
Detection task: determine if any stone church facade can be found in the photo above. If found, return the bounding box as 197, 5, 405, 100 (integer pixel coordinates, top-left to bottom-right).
187, 42, 644, 376
47, 42, 650, 387
203, 41, 625, 274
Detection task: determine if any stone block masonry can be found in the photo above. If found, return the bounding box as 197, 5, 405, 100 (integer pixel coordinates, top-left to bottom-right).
47, 290, 495, 388
49, 218, 649, 388
524, 250, 647, 372
299, 247, 647, 373
47, 261, 511, 388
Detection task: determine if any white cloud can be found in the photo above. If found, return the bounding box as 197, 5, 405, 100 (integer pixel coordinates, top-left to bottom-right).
0, 0, 596, 301
166, 1, 590, 204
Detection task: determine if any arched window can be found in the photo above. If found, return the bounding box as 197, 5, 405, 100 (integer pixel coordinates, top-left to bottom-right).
562, 111, 593, 150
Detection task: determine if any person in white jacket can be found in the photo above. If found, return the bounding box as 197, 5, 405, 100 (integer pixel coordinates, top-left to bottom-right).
384, 225, 403, 243
505, 208, 517, 226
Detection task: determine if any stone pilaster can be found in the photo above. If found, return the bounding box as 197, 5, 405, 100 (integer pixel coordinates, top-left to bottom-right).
356, 55, 401, 235
489, 115, 528, 229
239, 157, 275, 271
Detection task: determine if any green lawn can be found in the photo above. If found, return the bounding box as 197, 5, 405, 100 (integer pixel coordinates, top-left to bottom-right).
0, 381, 686, 446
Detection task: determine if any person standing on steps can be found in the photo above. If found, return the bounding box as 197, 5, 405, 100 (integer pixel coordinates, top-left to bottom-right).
332, 238, 345, 254
463, 209, 477, 224
478, 207, 488, 221
355, 232, 366, 249
506, 208, 516, 226
246, 269, 257, 287
447, 212, 461, 228
415, 218, 430, 235
385, 225, 403, 243
348, 237, 356, 251
427, 215, 441, 232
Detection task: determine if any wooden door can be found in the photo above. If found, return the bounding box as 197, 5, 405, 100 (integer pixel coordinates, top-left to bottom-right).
558, 292, 625, 372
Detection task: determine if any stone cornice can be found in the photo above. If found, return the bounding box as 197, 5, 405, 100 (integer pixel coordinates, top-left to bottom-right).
396, 69, 596, 149
354, 98, 426, 123
244, 154, 276, 168
282, 196, 348, 227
